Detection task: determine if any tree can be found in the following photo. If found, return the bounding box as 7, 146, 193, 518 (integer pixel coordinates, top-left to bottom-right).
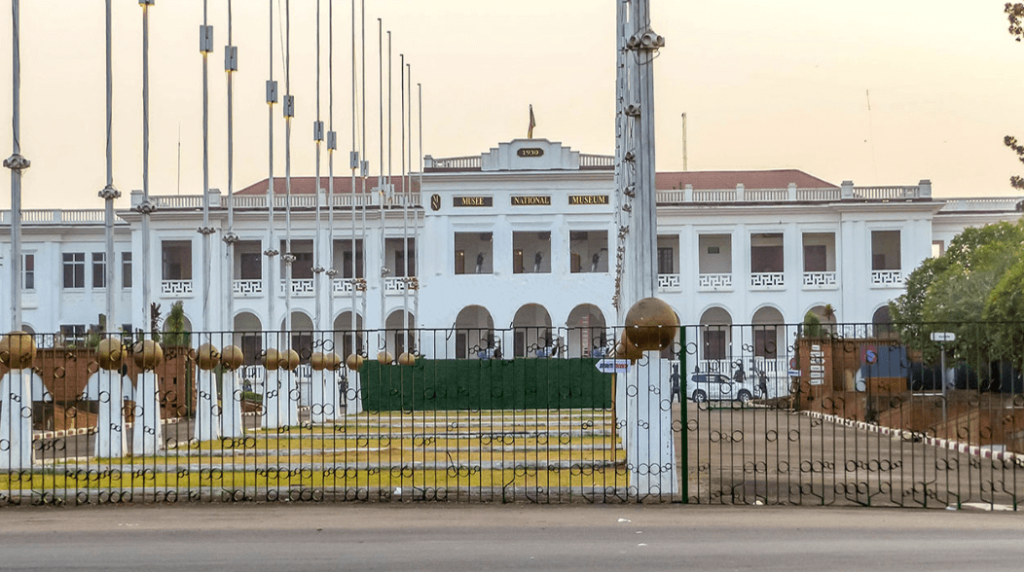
163, 301, 189, 347
1005, 4, 1024, 188
983, 258, 1024, 368
889, 219, 1024, 359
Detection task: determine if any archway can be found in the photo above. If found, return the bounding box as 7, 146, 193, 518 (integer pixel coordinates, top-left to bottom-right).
872, 305, 894, 338
751, 306, 786, 375
454, 306, 495, 359
233, 312, 263, 366
384, 310, 417, 358
566, 304, 607, 358
279, 312, 314, 361
334, 312, 365, 359
698, 307, 732, 373
512, 304, 553, 358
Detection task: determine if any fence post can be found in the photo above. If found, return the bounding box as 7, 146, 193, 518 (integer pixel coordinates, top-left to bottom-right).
679, 325, 688, 503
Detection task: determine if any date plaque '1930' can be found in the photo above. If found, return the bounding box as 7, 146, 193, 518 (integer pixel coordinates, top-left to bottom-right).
517, 148, 544, 158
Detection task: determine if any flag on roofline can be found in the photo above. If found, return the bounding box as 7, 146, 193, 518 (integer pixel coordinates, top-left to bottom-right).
528, 105, 536, 139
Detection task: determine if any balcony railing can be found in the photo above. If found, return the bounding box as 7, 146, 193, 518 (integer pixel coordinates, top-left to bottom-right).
279, 279, 315, 296
698, 273, 733, 291
871, 270, 903, 288
750, 272, 785, 290
385, 277, 411, 293
332, 278, 357, 295
657, 274, 682, 292
160, 280, 194, 297
654, 184, 927, 205
0, 209, 110, 225
802, 271, 837, 289
232, 280, 264, 296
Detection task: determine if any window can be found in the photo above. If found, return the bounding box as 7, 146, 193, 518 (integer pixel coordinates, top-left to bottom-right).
122, 252, 132, 289
657, 247, 674, 275
512, 232, 550, 274
92, 253, 106, 289
60, 324, 86, 346
23, 254, 34, 290
750, 234, 784, 273
569, 231, 608, 273
754, 327, 778, 358
63, 253, 85, 289
454, 233, 492, 275
803, 245, 827, 272
161, 240, 193, 280
280, 240, 314, 279
871, 231, 902, 270
240, 252, 262, 280
386, 238, 417, 277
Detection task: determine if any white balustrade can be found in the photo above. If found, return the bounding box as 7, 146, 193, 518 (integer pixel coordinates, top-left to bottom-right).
871, 270, 903, 288
160, 280, 194, 297
852, 186, 919, 200
579, 154, 615, 169
744, 189, 789, 202
232, 280, 264, 296
802, 271, 837, 289
750, 272, 785, 289
279, 279, 315, 296
385, 277, 408, 293
332, 278, 356, 296
795, 188, 841, 201
698, 273, 733, 291
657, 274, 682, 292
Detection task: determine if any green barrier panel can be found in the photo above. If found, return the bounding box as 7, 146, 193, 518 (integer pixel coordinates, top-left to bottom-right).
360, 358, 613, 411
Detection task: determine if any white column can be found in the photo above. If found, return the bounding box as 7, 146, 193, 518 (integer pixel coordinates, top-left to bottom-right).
0, 369, 34, 470
132, 371, 163, 455
625, 355, 678, 495
193, 369, 220, 442
220, 369, 245, 438
310, 368, 341, 422
345, 370, 363, 415
261, 369, 283, 429
91, 369, 126, 459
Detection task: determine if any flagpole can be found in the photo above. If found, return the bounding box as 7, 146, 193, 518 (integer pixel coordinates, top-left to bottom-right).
100, 0, 118, 335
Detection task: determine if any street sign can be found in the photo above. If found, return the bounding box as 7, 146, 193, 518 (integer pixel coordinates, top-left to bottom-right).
930, 332, 956, 343
595, 359, 632, 374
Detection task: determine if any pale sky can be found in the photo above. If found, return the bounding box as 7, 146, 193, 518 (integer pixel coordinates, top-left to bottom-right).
1, 0, 1024, 210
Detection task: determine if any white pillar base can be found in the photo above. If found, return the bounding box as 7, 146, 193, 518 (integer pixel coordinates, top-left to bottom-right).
132, 371, 163, 456
345, 370, 362, 415
194, 369, 221, 442
625, 355, 679, 496
91, 370, 126, 459
310, 369, 342, 422
0, 369, 34, 470
262, 370, 300, 429
220, 370, 245, 438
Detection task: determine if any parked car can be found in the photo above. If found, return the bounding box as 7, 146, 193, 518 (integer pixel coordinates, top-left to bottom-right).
689, 372, 754, 404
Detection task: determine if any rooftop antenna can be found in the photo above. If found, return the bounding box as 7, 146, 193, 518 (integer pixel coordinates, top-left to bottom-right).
681, 112, 688, 171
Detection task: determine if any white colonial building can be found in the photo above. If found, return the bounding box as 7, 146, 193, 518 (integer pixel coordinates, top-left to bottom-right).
1, 138, 1022, 368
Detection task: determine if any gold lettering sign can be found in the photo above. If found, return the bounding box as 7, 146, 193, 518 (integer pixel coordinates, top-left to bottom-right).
511, 196, 552, 206
453, 196, 493, 207
517, 148, 545, 158
568, 195, 610, 205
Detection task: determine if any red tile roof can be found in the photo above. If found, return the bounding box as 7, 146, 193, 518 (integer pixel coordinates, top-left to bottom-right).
656, 170, 837, 191
237, 176, 418, 195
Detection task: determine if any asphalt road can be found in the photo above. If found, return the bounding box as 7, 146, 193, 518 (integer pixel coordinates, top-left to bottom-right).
2, 504, 1023, 571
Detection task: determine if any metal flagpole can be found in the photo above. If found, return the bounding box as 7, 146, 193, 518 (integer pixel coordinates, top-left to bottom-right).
313, 0, 325, 333
199, 0, 215, 335
284, 0, 294, 335
100, 0, 119, 335
402, 60, 411, 356
349, 0, 358, 359
327, 0, 337, 343
139, 0, 155, 340
415, 81, 422, 344
382, 30, 391, 343
5, 0, 28, 332
359, 0, 368, 359
224, 0, 238, 334
265, 0, 278, 343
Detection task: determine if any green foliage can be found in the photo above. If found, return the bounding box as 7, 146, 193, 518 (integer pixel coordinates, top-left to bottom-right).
1006, 4, 1024, 188
983, 258, 1024, 367
802, 311, 822, 339
890, 219, 1024, 360
162, 301, 189, 347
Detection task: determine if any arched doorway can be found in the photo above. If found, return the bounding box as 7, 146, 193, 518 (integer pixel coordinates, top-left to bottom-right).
872, 305, 894, 337
512, 304, 553, 358
566, 304, 607, 358
751, 306, 786, 376
279, 312, 314, 361
454, 306, 495, 359
334, 312, 365, 359
385, 310, 417, 358
233, 312, 263, 366
698, 307, 732, 373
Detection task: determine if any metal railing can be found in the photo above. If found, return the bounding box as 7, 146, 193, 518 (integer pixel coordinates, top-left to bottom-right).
2, 321, 1021, 509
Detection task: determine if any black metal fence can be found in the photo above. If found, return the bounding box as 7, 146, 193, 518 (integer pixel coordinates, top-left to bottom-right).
1, 322, 1022, 508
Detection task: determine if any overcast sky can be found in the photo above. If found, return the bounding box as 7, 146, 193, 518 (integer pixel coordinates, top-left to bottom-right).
1, 0, 1023, 209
